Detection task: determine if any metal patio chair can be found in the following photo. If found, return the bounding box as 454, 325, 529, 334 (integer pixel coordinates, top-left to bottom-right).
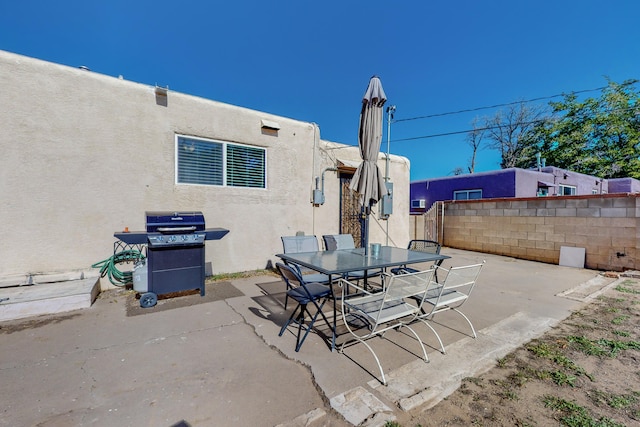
390, 240, 443, 278
276, 263, 332, 352
413, 262, 485, 354
337, 268, 436, 385
281, 235, 330, 291
322, 234, 382, 283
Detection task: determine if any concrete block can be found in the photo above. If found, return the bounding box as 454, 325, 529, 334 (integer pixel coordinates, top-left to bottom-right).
612, 197, 635, 208
330, 386, 392, 426
535, 240, 555, 250
545, 199, 567, 208
0, 278, 99, 322
518, 208, 537, 216
536, 208, 555, 216
526, 200, 547, 209
566, 198, 589, 208
535, 224, 555, 234
588, 198, 614, 208
556, 208, 577, 217
545, 233, 566, 243
565, 235, 588, 246
509, 200, 529, 208
600, 207, 629, 218
576, 207, 601, 217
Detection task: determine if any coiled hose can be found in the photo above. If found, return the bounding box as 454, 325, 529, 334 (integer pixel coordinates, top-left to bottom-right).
92, 250, 146, 286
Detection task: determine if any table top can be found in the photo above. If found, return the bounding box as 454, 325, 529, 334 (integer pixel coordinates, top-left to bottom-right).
276, 246, 449, 276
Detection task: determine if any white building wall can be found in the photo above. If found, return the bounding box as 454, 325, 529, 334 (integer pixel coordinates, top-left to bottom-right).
0, 50, 409, 283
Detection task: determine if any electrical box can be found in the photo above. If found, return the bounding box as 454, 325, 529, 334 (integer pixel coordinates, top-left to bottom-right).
312, 189, 325, 205
379, 181, 393, 219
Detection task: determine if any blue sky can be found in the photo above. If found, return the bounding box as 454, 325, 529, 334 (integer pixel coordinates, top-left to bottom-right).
1, 1, 639, 180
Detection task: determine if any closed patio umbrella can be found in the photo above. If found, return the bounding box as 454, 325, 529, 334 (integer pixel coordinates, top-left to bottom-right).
349, 76, 387, 254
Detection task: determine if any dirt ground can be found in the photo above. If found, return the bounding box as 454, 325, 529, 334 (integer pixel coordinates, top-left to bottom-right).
395, 278, 640, 427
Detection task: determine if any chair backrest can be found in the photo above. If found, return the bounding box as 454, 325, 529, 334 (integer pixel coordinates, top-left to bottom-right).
407, 240, 441, 255
276, 262, 303, 288
384, 269, 436, 305
323, 234, 356, 251
365, 269, 435, 325
439, 262, 484, 296
281, 235, 319, 254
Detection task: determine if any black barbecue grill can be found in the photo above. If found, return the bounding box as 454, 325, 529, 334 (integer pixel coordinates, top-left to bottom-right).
114, 211, 229, 307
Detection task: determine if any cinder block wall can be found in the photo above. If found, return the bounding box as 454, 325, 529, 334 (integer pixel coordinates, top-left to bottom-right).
441, 194, 639, 271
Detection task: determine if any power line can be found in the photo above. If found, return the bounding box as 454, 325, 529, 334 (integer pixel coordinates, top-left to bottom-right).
391, 104, 640, 143
391, 119, 544, 142
393, 81, 638, 124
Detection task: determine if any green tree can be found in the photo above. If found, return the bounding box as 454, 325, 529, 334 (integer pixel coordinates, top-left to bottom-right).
529, 79, 640, 178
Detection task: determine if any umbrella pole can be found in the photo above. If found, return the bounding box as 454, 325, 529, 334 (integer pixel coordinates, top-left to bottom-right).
363, 204, 371, 256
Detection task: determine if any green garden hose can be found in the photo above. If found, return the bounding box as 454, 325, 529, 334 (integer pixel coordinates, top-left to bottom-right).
92, 250, 146, 286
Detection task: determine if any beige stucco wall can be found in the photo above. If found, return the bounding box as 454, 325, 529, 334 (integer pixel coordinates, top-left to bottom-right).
0, 50, 410, 283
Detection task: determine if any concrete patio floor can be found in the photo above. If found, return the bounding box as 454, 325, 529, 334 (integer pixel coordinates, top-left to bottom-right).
0, 248, 616, 426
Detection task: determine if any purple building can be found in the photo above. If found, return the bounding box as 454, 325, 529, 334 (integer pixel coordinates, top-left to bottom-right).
409, 166, 640, 213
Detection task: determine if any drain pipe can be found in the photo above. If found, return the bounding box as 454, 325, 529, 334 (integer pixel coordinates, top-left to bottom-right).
311, 123, 319, 234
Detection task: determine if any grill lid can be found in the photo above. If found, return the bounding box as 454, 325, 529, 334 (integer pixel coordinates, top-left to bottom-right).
146, 211, 205, 233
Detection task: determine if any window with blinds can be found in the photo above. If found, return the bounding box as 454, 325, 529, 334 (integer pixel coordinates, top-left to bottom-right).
177, 136, 266, 188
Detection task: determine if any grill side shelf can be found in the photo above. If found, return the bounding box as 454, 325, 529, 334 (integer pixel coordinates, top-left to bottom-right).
114, 231, 148, 245
114, 228, 228, 244
204, 228, 230, 240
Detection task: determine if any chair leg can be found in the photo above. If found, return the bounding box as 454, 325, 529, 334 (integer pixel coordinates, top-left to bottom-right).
295, 299, 331, 352
417, 318, 446, 354
279, 304, 302, 337
453, 308, 477, 338
280, 296, 331, 352
294, 305, 307, 351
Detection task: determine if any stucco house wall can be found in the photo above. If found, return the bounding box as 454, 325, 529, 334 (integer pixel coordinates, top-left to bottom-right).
0, 50, 410, 284
411, 169, 519, 212
608, 177, 640, 193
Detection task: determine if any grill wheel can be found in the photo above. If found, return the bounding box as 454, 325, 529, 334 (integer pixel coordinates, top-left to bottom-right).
140, 292, 158, 308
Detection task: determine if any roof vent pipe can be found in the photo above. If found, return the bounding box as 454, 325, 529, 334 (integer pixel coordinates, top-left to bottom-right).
536, 152, 541, 171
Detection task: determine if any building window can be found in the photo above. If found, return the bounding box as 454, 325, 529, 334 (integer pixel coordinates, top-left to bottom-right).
453, 189, 482, 200
558, 184, 576, 196
177, 135, 266, 188
411, 199, 426, 209
537, 187, 549, 197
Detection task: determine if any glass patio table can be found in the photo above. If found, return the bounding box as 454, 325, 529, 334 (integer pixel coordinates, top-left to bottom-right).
276, 245, 450, 351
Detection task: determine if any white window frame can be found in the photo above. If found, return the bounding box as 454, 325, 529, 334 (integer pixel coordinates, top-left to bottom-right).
411, 199, 426, 209
175, 135, 267, 189
453, 189, 482, 200
558, 184, 576, 196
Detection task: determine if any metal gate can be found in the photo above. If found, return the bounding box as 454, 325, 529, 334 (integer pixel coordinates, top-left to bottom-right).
339, 176, 364, 247
423, 201, 443, 242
